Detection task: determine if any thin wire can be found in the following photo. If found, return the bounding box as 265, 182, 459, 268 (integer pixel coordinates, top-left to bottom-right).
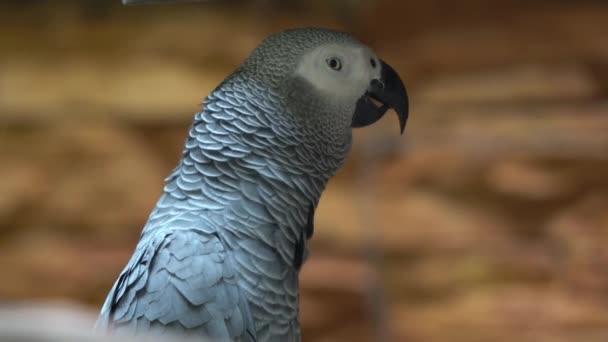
356, 137, 393, 342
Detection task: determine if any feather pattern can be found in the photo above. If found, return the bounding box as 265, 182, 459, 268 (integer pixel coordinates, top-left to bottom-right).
97, 29, 359, 341
96, 76, 349, 341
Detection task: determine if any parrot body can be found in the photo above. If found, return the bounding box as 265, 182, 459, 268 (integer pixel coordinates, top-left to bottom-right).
97, 28, 408, 341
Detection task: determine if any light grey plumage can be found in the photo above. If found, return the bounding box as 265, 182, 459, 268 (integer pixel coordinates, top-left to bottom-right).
96, 28, 408, 341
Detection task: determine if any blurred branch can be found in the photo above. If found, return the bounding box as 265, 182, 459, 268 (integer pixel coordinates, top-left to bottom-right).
122, 0, 210, 4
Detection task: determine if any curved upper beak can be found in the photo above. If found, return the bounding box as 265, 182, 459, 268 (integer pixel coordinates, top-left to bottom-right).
351, 60, 409, 134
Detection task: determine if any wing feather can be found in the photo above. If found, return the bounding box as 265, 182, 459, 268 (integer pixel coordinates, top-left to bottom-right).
96, 228, 256, 341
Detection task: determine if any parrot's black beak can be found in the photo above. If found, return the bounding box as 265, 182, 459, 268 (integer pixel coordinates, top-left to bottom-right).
351, 60, 409, 134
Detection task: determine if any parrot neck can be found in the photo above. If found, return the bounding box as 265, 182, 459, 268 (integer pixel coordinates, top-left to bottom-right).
147, 81, 348, 269
142, 160, 318, 338
156, 147, 328, 265
138, 89, 347, 336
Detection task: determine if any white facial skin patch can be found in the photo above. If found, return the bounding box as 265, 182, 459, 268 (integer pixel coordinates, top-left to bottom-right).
294, 43, 383, 100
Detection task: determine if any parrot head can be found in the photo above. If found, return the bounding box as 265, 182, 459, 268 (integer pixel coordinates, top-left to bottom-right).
238, 28, 409, 138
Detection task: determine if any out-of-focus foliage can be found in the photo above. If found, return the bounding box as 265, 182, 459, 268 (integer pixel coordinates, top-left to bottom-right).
1, 1, 608, 341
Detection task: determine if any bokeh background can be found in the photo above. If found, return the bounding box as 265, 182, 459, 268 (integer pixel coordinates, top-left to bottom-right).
1, 0, 608, 341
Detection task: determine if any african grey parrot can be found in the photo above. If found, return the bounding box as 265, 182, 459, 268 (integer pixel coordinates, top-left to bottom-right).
96, 28, 408, 341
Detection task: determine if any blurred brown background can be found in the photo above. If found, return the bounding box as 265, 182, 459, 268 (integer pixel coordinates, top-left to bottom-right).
1, 1, 608, 341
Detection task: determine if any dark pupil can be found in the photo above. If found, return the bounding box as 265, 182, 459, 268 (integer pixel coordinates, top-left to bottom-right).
370, 58, 377, 68
330, 59, 338, 68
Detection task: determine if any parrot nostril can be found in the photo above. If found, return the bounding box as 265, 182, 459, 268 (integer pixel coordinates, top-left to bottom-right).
371, 79, 385, 90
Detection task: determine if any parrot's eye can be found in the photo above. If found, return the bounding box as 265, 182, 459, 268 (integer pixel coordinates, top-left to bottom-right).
326, 57, 342, 71
370, 58, 377, 68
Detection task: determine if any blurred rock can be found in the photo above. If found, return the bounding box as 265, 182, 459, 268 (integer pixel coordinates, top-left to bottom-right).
417, 64, 599, 105
0, 59, 222, 123
392, 287, 608, 342
369, 1, 608, 83
486, 160, 574, 200
1, 122, 170, 239
547, 194, 608, 295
